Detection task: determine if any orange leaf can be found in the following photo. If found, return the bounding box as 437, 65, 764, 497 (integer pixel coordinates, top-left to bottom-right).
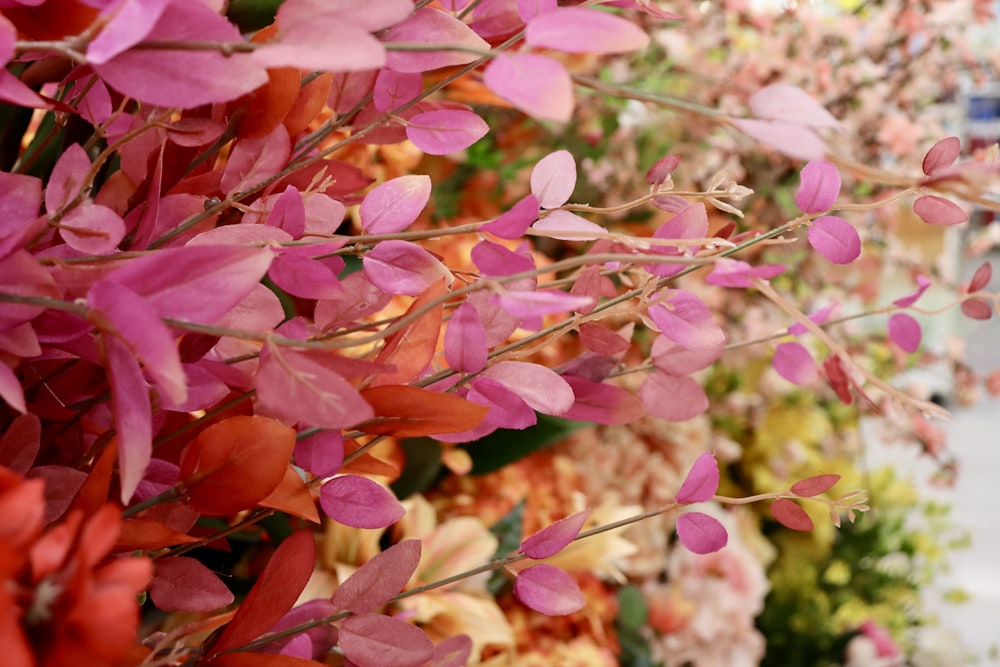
370, 280, 447, 387
359, 386, 488, 438
115, 517, 200, 552
258, 465, 320, 523
69, 437, 117, 516
340, 438, 400, 479
178, 416, 295, 516
283, 72, 333, 136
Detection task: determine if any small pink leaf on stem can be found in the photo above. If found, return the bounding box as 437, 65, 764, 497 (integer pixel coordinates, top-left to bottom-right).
639, 371, 709, 422
808, 216, 861, 264
45, 143, 91, 213
481, 360, 574, 416
444, 302, 488, 374
513, 564, 584, 616
104, 335, 151, 504
578, 323, 630, 355
532, 210, 604, 240
893, 275, 932, 307
795, 160, 841, 213
732, 119, 827, 161
888, 313, 921, 353
705, 258, 785, 288
373, 68, 422, 112
493, 289, 593, 317
150, 556, 234, 612
363, 239, 451, 296
406, 110, 489, 155
482, 194, 540, 239
648, 290, 726, 350
383, 8, 490, 73
922, 136, 961, 176
749, 84, 841, 129
430, 635, 473, 667
320, 475, 405, 529
646, 155, 680, 186
651, 335, 725, 375
360, 175, 432, 235
770, 498, 814, 531
467, 377, 536, 430
561, 376, 644, 425
772, 341, 819, 385
221, 126, 291, 197
483, 54, 573, 123
0, 362, 26, 414
525, 7, 650, 54
518, 0, 556, 21
676, 511, 728, 554
339, 612, 434, 667
791, 474, 841, 497
961, 298, 993, 320
59, 203, 126, 255
530, 150, 577, 208
294, 431, 344, 478
332, 540, 421, 613
969, 261, 993, 293
470, 240, 534, 276
676, 452, 720, 503
520, 508, 590, 559
268, 253, 343, 300
913, 195, 968, 226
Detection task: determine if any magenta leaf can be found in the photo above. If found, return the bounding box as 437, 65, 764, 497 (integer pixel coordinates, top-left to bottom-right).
530, 150, 577, 208
320, 475, 405, 529
257, 344, 374, 430
268, 253, 343, 300
705, 258, 785, 288
646, 203, 709, 278
525, 7, 649, 54
770, 498, 814, 531
0, 361, 25, 414
383, 8, 490, 73
220, 126, 291, 197
481, 194, 540, 239
294, 431, 344, 478
481, 360, 575, 416
518, 0, 556, 20
406, 110, 489, 155
266, 186, 306, 238
493, 289, 593, 317
795, 160, 841, 213
969, 262, 993, 293
373, 68, 422, 112
922, 136, 961, 176
470, 240, 534, 276
646, 155, 680, 186
58, 203, 126, 255
513, 564, 584, 616
732, 118, 827, 161
888, 313, 921, 353
675, 511, 728, 554
648, 289, 725, 350
912, 195, 968, 226
675, 452, 720, 504
339, 612, 434, 667
93, 0, 267, 108
467, 377, 537, 430
45, 143, 91, 213
332, 540, 421, 613
85, 0, 171, 65
791, 474, 841, 497
532, 210, 605, 241
444, 302, 488, 374
561, 376, 644, 425
483, 54, 573, 123
749, 84, 841, 129
772, 341, 819, 386
808, 215, 861, 264
893, 275, 932, 307
429, 634, 473, 667
961, 298, 993, 320
651, 334, 725, 376
150, 556, 235, 612
521, 508, 590, 559
0, 171, 42, 241
639, 371, 709, 422
103, 334, 152, 503
360, 175, 432, 234
363, 239, 450, 296
788, 302, 840, 336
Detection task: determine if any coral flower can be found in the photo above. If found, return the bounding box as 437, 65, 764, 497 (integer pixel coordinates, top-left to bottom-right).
0, 466, 152, 667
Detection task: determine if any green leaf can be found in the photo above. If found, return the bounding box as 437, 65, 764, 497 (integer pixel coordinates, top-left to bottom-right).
462, 414, 589, 475
226, 0, 285, 32
390, 438, 443, 500
486, 501, 523, 595
617, 585, 648, 631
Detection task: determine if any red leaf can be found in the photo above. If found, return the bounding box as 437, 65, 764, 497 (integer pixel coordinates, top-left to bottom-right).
358, 386, 489, 438
525, 7, 649, 54
795, 160, 841, 213
320, 475, 405, 529
360, 175, 432, 234
370, 280, 447, 387
331, 539, 421, 613
961, 297, 993, 320
150, 556, 234, 612
210, 530, 316, 654
178, 416, 296, 516
791, 474, 841, 497
912, 195, 968, 226
770, 498, 814, 531
26, 465, 87, 525
115, 517, 200, 551
483, 53, 573, 123
338, 612, 434, 667
675, 511, 728, 554
209, 654, 326, 667
520, 508, 590, 559
0, 412, 39, 473
968, 261, 992, 293
258, 465, 321, 523
922, 136, 961, 176
823, 355, 854, 405
513, 564, 584, 616
675, 452, 720, 504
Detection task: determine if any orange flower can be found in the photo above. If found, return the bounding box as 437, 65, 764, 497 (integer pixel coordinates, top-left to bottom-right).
0, 466, 152, 667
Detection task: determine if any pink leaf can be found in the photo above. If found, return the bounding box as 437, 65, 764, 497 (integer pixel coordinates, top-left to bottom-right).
676, 511, 728, 554
266, 186, 306, 238
471, 240, 534, 276
150, 556, 235, 612
518, 0, 556, 21
578, 323, 630, 355
961, 298, 993, 320
0, 361, 25, 414
102, 245, 273, 324
770, 498, 814, 531
406, 110, 489, 155
888, 313, 921, 353
85, 0, 171, 64
59, 203, 126, 255
316, 272, 392, 332
363, 239, 450, 296
912, 195, 968, 226
808, 216, 861, 264
492, 289, 593, 317
383, 8, 490, 73
521, 508, 590, 559
646, 155, 680, 186
320, 475, 405, 529
893, 275, 932, 307
749, 84, 841, 129
257, 344, 374, 430
530, 150, 577, 208
331, 539, 421, 613
0, 412, 40, 472
969, 262, 992, 293
483, 54, 573, 123
639, 371, 709, 422
532, 210, 604, 241
705, 258, 785, 288
482, 194, 540, 239
373, 68, 422, 112
294, 431, 344, 478
88, 280, 187, 407
513, 564, 584, 616
795, 160, 841, 213
922, 136, 961, 176
525, 7, 649, 54
561, 376, 644, 425
0, 171, 42, 242
647, 203, 709, 278
788, 302, 839, 336
45, 143, 91, 213
268, 253, 344, 300
732, 119, 827, 161
104, 334, 151, 503
165, 117, 226, 148
648, 289, 725, 350
791, 474, 841, 497
444, 302, 488, 374
650, 334, 725, 375
430, 635, 473, 667
360, 175, 432, 234
93, 0, 267, 108
339, 612, 434, 667
0, 69, 52, 109
467, 377, 537, 430
675, 452, 720, 503
481, 360, 574, 416
220, 126, 291, 197
772, 341, 819, 385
